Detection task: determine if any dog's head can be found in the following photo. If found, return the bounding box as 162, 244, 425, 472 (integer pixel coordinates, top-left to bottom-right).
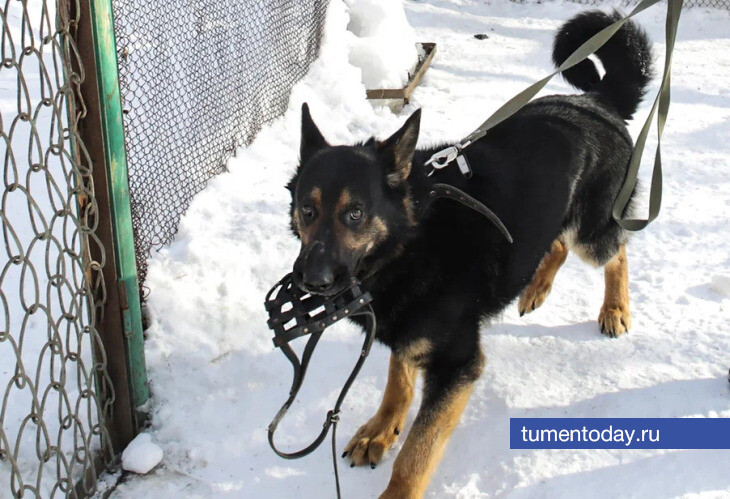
287, 103, 422, 296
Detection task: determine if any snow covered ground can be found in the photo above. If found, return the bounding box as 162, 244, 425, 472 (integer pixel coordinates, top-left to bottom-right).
110, 0, 730, 497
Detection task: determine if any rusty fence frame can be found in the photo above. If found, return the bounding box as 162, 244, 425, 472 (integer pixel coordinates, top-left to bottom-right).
73, 0, 148, 458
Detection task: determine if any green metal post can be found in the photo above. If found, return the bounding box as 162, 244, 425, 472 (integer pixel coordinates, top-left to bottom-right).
88, 0, 149, 409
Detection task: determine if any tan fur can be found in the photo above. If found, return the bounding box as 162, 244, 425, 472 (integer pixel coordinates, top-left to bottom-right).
386, 161, 411, 187
292, 210, 307, 244
518, 239, 632, 338
403, 193, 417, 227
325, 187, 390, 253
399, 338, 432, 367
379, 138, 414, 187
599, 244, 631, 337
562, 227, 601, 267
390, 126, 418, 186
294, 187, 323, 244
380, 381, 477, 499
518, 238, 569, 315
310, 187, 322, 207
335, 188, 351, 214
341, 215, 389, 252
344, 354, 417, 466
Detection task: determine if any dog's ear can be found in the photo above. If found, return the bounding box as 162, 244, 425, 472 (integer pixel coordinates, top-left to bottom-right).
377, 108, 421, 187
300, 103, 328, 163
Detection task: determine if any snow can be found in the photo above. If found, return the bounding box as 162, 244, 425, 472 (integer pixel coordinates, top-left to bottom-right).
122, 433, 164, 474
710, 275, 730, 298
109, 0, 730, 497
346, 0, 419, 89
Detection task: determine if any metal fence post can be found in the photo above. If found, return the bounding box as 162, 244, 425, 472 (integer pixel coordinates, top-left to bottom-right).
74, 0, 149, 452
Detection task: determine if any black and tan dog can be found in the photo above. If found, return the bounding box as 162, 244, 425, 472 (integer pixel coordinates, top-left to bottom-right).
286, 10, 652, 498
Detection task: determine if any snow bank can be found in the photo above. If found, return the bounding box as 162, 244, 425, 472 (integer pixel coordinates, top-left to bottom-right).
122, 433, 163, 474
346, 0, 419, 89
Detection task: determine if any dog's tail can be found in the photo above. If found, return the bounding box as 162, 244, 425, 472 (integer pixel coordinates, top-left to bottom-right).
552, 10, 653, 121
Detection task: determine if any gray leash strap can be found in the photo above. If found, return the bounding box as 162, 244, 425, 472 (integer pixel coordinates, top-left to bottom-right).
426, 0, 683, 231
613, 0, 683, 230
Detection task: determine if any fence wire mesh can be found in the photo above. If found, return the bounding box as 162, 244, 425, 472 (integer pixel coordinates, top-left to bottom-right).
111, 0, 329, 293
0, 0, 113, 497
520, 0, 730, 10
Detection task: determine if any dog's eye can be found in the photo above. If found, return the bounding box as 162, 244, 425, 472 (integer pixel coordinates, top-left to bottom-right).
349, 208, 363, 221
302, 205, 314, 218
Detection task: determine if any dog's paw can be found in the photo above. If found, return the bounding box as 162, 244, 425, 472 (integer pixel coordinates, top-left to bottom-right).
343, 414, 401, 468
598, 304, 631, 337
518, 278, 553, 316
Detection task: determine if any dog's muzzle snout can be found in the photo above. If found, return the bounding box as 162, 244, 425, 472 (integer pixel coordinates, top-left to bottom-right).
301, 267, 337, 294
295, 242, 342, 295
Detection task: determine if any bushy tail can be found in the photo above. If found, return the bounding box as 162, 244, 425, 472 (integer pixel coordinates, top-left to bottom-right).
552, 10, 653, 121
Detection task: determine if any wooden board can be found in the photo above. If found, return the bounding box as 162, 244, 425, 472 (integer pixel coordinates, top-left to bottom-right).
366, 42, 437, 104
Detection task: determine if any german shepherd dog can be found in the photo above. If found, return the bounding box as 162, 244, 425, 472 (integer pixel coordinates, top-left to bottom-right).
286, 10, 652, 498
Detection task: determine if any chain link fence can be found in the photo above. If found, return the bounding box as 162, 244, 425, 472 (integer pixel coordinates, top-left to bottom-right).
1, 0, 113, 497
523, 0, 729, 10
679, 0, 729, 7
111, 0, 329, 294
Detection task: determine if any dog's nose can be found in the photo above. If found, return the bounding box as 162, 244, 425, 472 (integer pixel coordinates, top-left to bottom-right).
302, 269, 336, 294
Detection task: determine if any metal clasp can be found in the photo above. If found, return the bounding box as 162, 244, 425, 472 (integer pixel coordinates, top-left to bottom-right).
425, 142, 472, 178
425, 145, 460, 174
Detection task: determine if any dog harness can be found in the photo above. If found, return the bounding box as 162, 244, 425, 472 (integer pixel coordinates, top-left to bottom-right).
421, 182, 513, 243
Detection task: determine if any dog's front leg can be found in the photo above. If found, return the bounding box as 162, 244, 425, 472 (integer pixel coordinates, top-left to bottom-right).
344, 353, 417, 467
380, 352, 484, 499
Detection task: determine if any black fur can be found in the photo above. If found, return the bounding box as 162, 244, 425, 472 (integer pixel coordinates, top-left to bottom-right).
553, 9, 654, 120
286, 10, 652, 481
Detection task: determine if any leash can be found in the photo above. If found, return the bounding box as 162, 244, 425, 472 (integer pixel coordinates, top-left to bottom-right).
265, 273, 376, 499
426, 0, 684, 231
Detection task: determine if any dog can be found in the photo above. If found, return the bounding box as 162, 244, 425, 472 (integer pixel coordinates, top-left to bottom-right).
285, 10, 652, 498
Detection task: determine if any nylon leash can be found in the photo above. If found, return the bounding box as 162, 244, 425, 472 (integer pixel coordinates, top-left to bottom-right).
426, 0, 684, 231
265, 273, 376, 498
612, 0, 683, 230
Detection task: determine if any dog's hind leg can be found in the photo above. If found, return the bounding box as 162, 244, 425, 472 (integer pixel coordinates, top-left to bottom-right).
380, 352, 484, 499
518, 238, 569, 316
344, 354, 417, 467
598, 243, 631, 337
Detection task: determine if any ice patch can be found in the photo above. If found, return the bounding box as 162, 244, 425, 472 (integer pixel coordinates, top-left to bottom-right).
122, 433, 164, 474
265, 466, 306, 479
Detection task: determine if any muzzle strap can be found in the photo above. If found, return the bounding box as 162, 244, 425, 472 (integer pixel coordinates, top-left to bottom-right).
265, 273, 376, 498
